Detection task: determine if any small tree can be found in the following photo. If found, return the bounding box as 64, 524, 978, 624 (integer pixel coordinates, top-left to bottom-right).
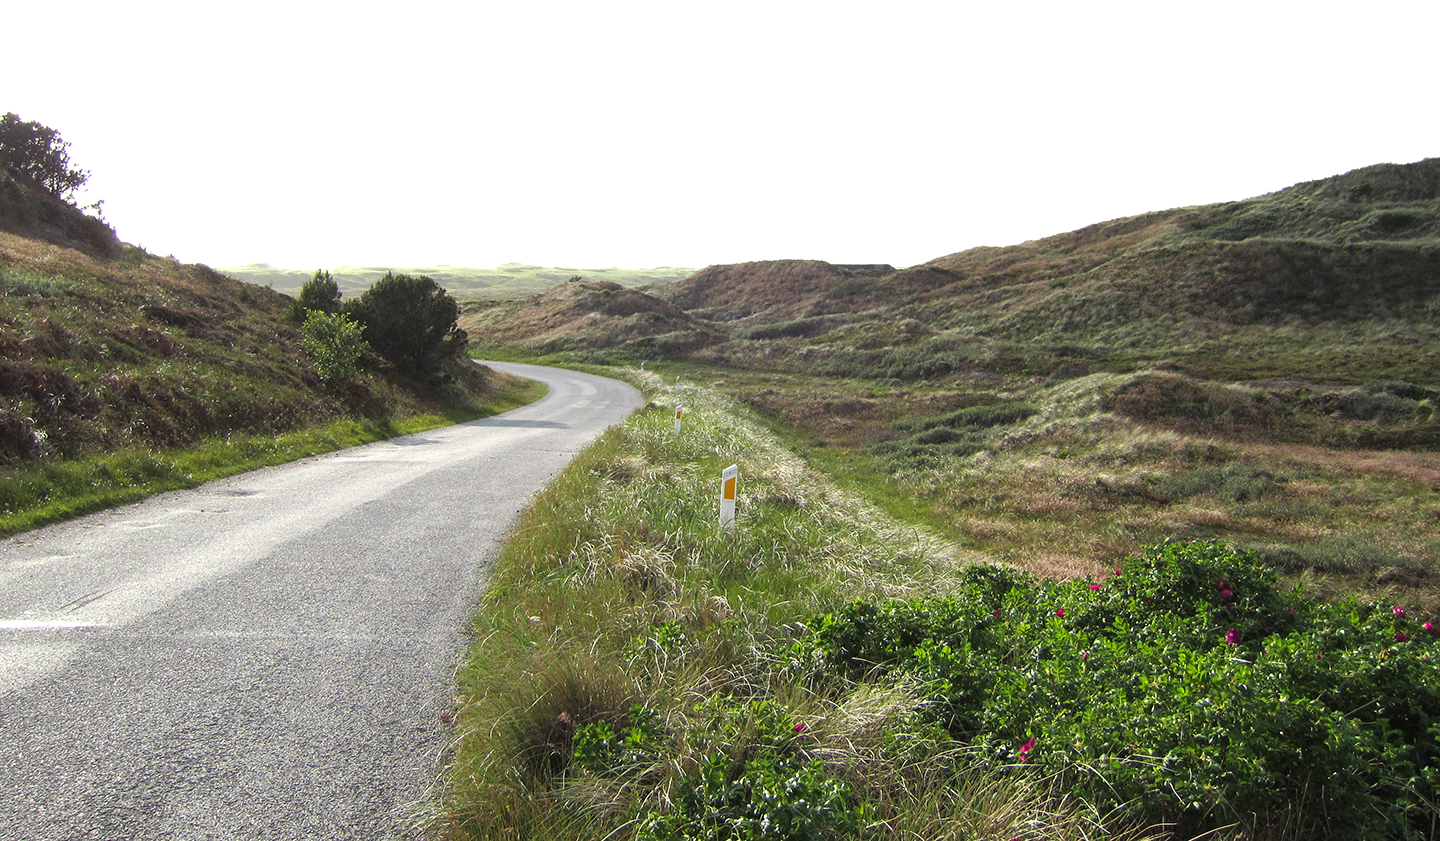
299, 310, 368, 390
0, 113, 90, 202
343, 272, 468, 374
290, 269, 342, 320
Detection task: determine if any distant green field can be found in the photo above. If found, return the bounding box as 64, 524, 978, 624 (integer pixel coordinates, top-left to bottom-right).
222, 263, 696, 298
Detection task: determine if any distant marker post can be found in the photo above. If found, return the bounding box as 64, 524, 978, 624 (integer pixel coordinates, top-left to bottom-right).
720, 464, 738, 532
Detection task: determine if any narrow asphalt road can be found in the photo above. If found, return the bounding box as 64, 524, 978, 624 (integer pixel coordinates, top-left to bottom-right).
0, 362, 642, 840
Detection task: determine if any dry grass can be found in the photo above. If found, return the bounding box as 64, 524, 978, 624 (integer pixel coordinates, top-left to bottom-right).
681, 364, 1440, 613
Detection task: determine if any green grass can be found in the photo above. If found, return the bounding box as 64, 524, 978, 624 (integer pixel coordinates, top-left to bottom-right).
1, 222, 549, 535
0, 377, 543, 537
441, 371, 1158, 840
441, 370, 1440, 839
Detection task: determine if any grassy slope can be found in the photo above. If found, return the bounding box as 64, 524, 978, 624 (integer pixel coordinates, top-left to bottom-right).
224, 263, 696, 298
0, 221, 541, 534
444, 371, 1440, 840
462, 159, 1440, 611
460, 279, 723, 358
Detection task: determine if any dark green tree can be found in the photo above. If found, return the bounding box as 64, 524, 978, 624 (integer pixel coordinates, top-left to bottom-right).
290, 269, 342, 320
0, 113, 90, 202
343, 272, 468, 374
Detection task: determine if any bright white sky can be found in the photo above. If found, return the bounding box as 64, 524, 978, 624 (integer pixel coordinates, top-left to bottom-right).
8, 1, 1436, 272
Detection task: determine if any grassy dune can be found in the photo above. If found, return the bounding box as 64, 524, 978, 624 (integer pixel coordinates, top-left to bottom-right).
443, 371, 1157, 840
442, 371, 1440, 839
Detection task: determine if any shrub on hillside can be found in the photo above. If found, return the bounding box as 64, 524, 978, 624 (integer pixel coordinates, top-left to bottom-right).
298, 310, 368, 390
288, 269, 342, 320
0, 113, 89, 201
343, 272, 467, 375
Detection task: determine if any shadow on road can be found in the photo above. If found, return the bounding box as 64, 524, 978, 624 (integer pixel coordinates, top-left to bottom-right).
469, 418, 570, 429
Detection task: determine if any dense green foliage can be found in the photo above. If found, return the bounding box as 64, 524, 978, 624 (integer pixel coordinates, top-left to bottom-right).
810, 540, 1440, 837
0, 112, 89, 201
298, 310, 368, 389
344, 272, 468, 375
637, 702, 867, 841
291, 268, 342, 318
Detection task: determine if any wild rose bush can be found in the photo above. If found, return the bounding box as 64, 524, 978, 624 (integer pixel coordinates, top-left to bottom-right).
811, 540, 1440, 837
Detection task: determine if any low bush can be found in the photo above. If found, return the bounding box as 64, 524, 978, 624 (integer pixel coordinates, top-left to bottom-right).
298, 310, 367, 390
809, 540, 1440, 837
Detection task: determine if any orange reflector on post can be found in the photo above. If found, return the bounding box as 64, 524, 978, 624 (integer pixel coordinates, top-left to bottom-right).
720, 464, 738, 531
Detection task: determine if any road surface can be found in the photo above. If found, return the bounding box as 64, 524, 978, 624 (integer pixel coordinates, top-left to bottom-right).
0, 362, 642, 840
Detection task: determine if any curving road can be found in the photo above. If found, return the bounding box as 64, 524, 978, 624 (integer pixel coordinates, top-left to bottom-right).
0, 362, 642, 840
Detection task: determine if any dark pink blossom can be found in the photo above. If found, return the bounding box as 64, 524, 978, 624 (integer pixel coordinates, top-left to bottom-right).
1019, 737, 1036, 760
1396, 631, 1410, 642
1055, 608, 1065, 618
1225, 628, 1238, 646
1219, 589, 1235, 602
1089, 584, 1101, 591
1394, 605, 1406, 618
793, 722, 806, 733
1424, 622, 1436, 635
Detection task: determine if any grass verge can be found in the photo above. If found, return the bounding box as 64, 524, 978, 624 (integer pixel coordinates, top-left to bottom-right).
441, 371, 1159, 840
443, 370, 1440, 839
0, 375, 543, 537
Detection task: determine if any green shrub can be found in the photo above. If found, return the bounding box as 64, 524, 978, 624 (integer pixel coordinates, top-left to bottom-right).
638, 701, 867, 841
0, 112, 89, 201
809, 541, 1440, 837
572, 704, 668, 779
289, 268, 342, 320
298, 310, 368, 389
343, 272, 468, 375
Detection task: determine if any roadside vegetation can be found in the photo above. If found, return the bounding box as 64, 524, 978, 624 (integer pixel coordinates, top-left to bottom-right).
0, 115, 540, 536
451, 159, 1439, 838
443, 372, 1440, 839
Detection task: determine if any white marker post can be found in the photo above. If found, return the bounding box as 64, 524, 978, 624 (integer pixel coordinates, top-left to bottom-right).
719, 464, 738, 532
674, 406, 683, 435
